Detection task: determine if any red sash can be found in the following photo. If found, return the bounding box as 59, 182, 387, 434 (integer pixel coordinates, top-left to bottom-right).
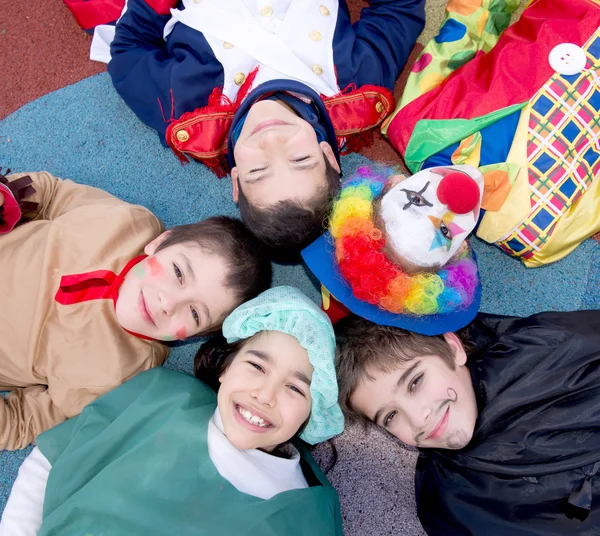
166, 82, 395, 177
54, 255, 153, 341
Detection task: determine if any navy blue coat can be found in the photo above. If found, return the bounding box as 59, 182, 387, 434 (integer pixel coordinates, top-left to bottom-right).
108, 0, 425, 145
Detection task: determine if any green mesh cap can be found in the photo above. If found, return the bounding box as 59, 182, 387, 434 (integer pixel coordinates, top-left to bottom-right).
222, 286, 344, 444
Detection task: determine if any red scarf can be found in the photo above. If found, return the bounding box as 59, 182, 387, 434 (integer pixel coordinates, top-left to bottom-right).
54, 255, 154, 341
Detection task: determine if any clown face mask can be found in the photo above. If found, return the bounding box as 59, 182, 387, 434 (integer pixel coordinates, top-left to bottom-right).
379, 165, 484, 269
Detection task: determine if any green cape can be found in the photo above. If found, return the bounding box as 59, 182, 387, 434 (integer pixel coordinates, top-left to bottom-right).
37, 368, 343, 536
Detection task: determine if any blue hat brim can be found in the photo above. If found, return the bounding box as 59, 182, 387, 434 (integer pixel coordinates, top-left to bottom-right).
302, 232, 482, 335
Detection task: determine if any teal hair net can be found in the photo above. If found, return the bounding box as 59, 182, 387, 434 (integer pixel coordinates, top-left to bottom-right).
222, 286, 344, 445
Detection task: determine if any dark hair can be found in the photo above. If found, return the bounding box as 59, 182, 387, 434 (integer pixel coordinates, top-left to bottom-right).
334, 315, 469, 427
194, 333, 247, 390
156, 216, 272, 321
237, 152, 341, 258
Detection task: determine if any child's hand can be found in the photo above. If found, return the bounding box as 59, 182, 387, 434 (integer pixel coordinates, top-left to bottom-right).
0, 191, 4, 207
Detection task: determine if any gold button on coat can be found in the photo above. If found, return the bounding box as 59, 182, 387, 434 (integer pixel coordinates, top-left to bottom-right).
309, 30, 322, 41
311, 64, 324, 75
176, 130, 190, 142
261, 5, 273, 16
319, 5, 330, 15
234, 72, 246, 86
375, 101, 385, 113
223, 42, 233, 49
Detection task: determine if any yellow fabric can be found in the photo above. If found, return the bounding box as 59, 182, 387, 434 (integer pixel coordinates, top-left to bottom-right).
451, 132, 482, 167
476, 105, 531, 243
0, 172, 168, 450
520, 172, 600, 267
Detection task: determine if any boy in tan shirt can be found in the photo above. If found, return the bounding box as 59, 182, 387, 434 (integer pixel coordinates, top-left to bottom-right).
0, 168, 271, 450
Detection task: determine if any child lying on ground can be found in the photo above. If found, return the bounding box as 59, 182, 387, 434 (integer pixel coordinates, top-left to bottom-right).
0, 286, 344, 536
0, 168, 271, 450
302, 165, 483, 334
383, 0, 600, 267
335, 310, 600, 535
96, 0, 425, 254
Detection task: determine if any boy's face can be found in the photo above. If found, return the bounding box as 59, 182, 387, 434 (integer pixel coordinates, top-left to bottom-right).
350, 333, 478, 450
379, 165, 484, 269
218, 331, 313, 452
230, 100, 340, 208
115, 233, 238, 341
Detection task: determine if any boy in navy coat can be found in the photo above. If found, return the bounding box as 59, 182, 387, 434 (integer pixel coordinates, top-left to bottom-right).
106, 0, 425, 254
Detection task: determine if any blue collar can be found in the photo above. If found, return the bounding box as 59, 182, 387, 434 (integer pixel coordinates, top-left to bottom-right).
226, 80, 340, 169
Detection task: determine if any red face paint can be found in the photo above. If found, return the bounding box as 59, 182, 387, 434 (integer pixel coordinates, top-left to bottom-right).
147, 256, 166, 278
175, 327, 187, 340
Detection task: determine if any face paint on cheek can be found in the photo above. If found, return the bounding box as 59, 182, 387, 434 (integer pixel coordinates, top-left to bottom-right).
133, 263, 147, 280
147, 256, 166, 278
175, 327, 187, 340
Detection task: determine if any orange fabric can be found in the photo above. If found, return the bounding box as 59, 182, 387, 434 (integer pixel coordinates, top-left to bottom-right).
481, 170, 512, 212
446, 0, 483, 16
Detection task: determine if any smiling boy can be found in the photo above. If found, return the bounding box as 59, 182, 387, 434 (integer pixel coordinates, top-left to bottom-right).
336, 311, 600, 535
101, 0, 425, 253
0, 169, 271, 450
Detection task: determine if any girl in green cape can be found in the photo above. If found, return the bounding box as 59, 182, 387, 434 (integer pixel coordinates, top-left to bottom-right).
0, 286, 345, 536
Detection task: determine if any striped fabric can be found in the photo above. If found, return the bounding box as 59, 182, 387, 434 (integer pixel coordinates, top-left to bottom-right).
498, 31, 600, 260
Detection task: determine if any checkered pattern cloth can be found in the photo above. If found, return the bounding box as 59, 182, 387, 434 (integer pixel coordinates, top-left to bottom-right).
498, 31, 600, 260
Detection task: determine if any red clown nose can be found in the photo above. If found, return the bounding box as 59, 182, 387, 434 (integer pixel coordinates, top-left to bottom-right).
436, 172, 480, 214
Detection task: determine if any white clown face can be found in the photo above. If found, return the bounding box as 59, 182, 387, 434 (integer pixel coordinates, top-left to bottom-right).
379, 165, 484, 269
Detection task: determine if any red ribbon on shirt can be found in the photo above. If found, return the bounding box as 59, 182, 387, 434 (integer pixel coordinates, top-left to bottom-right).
54, 255, 153, 341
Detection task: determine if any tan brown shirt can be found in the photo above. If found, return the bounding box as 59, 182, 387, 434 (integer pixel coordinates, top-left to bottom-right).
0, 171, 169, 450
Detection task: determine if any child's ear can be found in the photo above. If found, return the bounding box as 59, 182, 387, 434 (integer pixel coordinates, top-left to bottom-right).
383, 174, 407, 193
443, 332, 467, 367
144, 230, 172, 256
319, 142, 341, 174
231, 168, 239, 203
449, 241, 469, 262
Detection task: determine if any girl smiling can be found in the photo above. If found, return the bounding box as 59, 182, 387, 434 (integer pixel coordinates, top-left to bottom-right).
0, 286, 344, 535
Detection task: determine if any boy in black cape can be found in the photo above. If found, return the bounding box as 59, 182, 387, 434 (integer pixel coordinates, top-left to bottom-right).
335, 310, 600, 535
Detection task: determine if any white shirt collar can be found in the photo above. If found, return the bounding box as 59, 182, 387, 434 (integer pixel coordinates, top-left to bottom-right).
207, 408, 308, 499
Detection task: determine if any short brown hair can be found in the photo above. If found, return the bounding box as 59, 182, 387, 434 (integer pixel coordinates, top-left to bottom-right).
237, 152, 341, 259
334, 316, 462, 427
156, 216, 272, 317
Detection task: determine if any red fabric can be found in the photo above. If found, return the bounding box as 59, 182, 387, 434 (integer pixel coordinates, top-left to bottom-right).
167, 80, 394, 174
144, 0, 177, 16
55, 255, 153, 340
0, 184, 21, 235
386, 0, 600, 154
166, 68, 260, 177
62, 0, 125, 30
55, 254, 145, 306
322, 292, 351, 325
322, 84, 394, 135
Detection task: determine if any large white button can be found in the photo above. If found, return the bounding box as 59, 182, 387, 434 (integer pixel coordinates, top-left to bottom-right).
548, 43, 587, 76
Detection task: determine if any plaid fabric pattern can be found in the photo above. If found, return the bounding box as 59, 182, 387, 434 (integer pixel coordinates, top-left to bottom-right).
498, 31, 600, 260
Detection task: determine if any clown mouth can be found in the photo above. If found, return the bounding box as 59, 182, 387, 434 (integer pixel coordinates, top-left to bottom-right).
234, 403, 274, 431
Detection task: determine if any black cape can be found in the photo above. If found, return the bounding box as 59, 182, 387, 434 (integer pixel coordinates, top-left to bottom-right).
416, 311, 600, 535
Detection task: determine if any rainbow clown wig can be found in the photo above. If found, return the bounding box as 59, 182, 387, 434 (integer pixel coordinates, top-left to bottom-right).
328, 166, 479, 317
